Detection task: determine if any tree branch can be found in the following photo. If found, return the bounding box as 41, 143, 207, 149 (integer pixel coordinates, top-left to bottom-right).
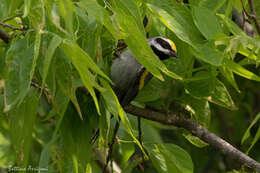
240, 0, 260, 35
248, 0, 260, 35
103, 121, 120, 173
125, 105, 260, 172
0, 28, 10, 43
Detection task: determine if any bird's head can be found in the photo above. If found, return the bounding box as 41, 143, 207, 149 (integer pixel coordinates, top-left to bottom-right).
148, 36, 178, 60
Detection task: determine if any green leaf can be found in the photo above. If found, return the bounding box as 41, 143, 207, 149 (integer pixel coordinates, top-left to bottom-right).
61, 39, 111, 114
39, 140, 52, 170
180, 94, 211, 128
10, 88, 39, 167
241, 112, 260, 153
28, 32, 41, 99
192, 6, 222, 40
183, 133, 208, 148
41, 35, 62, 94
80, 0, 125, 39
247, 127, 260, 154
55, 56, 83, 120
210, 80, 236, 110
4, 38, 34, 111
147, 0, 203, 46
23, 0, 31, 18
191, 41, 224, 66
122, 157, 142, 173
217, 14, 246, 36
145, 143, 193, 173
224, 59, 260, 81
120, 142, 135, 167
184, 71, 216, 98
219, 67, 240, 92
57, 0, 74, 34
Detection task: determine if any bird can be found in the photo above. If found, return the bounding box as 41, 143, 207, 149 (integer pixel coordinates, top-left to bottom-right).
111, 36, 178, 107
91, 36, 178, 145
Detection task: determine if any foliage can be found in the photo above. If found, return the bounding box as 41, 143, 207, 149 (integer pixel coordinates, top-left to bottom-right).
0, 0, 260, 172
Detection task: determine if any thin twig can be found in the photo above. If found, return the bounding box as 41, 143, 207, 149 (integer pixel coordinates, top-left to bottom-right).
125, 105, 260, 172
0, 22, 25, 31
103, 121, 120, 173
240, 0, 260, 35
93, 148, 121, 173
248, 0, 260, 35
137, 116, 145, 168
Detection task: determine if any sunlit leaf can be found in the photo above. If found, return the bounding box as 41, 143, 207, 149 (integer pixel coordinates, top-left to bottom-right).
41, 35, 62, 94
183, 133, 208, 148
224, 59, 260, 81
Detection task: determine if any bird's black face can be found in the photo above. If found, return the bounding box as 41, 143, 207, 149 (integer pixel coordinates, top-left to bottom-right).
150, 37, 178, 60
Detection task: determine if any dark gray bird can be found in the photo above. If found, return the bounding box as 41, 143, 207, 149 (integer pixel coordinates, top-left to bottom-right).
111, 36, 178, 106
90, 36, 178, 144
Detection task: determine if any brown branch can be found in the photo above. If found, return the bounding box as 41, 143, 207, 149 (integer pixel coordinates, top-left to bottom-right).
0, 28, 11, 43
248, 0, 260, 35
240, 0, 260, 35
103, 121, 120, 173
125, 105, 260, 172
94, 148, 121, 173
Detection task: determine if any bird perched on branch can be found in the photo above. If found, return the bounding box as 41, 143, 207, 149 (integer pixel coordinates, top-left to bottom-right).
111, 36, 178, 106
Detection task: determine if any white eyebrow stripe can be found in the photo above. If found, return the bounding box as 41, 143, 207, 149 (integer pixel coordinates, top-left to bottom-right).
151, 38, 167, 52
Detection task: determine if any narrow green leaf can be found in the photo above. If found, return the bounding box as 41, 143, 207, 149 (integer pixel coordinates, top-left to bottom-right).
39, 141, 52, 169
219, 67, 240, 92
61, 40, 111, 114
10, 88, 39, 167
41, 35, 62, 94
80, 0, 125, 39
210, 80, 236, 110
23, 0, 31, 18
28, 32, 41, 97
192, 6, 222, 40
247, 127, 260, 154
122, 157, 142, 173
62, 39, 111, 82
217, 14, 246, 36
57, 0, 74, 34
183, 133, 208, 148
72, 155, 79, 173
242, 112, 260, 145
224, 59, 260, 81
